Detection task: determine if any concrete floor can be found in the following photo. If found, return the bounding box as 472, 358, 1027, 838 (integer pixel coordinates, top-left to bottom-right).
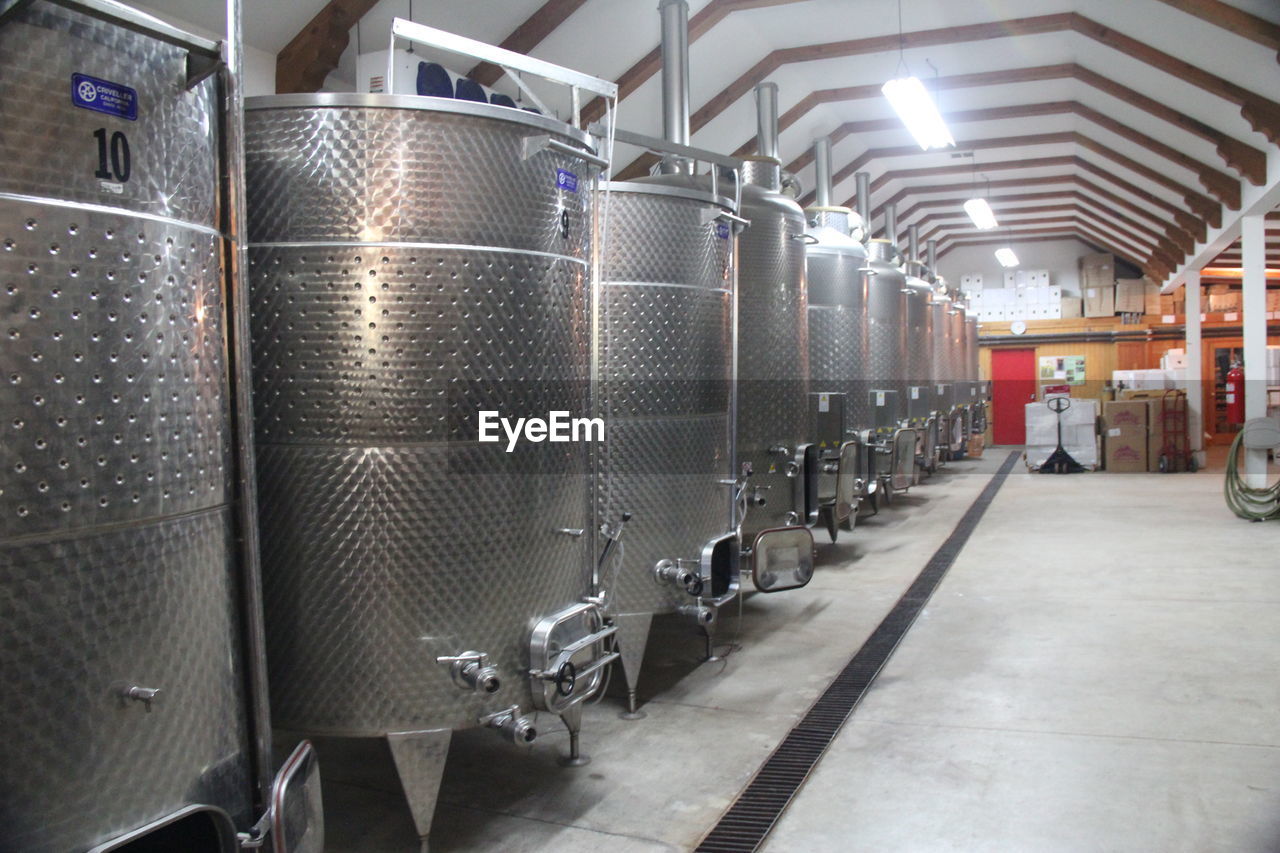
316, 449, 1280, 852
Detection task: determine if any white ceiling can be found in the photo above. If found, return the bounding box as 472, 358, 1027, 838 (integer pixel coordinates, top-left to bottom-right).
139, 0, 1280, 274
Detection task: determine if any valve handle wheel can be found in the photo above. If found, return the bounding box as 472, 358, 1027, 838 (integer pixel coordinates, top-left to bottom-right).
554, 660, 577, 697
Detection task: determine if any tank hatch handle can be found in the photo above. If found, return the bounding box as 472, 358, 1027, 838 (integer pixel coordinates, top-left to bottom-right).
116, 684, 161, 712
521, 134, 610, 172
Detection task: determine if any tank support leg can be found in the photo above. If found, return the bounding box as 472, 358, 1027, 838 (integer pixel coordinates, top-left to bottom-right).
614, 612, 652, 720
557, 703, 589, 767
702, 622, 720, 663
386, 728, 452, 852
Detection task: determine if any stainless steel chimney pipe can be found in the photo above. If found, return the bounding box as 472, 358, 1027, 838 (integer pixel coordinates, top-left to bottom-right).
658, 0, 690, 173
755, 82, 779, 161
927, 239, 938, 279
813, 137, 832, 207
908, 224, 921, 269
883, 202, 898, 250
855, 172, 871, 237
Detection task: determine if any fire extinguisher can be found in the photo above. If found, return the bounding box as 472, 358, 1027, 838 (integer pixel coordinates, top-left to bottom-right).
1225, 361, 1245, 425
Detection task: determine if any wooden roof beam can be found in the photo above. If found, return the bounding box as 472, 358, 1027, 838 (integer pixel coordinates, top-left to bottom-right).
902, 199, 1166, 256
836, 132, 1220, 229
860, 149, 1208, 240
756, 64, 1265, 185
624, 12, 1280, 177
1149, 0, 1280, 64
466, 0, 591, 87
275, 0, 381, 94
790, 102, 1239, 209
876, 176, 1192, 255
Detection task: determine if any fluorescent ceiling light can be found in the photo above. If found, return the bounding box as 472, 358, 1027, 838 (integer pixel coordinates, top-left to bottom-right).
995, 247, 1019, 268
881, 76, 955, 150
963, 198, 998, 230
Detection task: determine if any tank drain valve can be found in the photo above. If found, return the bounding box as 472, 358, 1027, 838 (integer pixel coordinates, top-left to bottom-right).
654, 558, 703, 595
118, 684, 161, 712
748, 485, 768, 507
823, 461, 840, 474
768, 444, 790, 457
436, 651, 501, 694
479, 705, 538, 745
679, 603, 716, 626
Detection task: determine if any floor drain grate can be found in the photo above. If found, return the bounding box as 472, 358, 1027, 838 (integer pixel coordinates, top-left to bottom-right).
695, 450, 1021, 852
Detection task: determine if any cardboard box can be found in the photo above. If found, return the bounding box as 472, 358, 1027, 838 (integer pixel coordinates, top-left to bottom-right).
1144, 282, 1162, 315
1104, 425, 1148, 472
1159, 293, 1184, 315
1104, 399, 1149, 429
1208, 292, 1240, 313
1079, 252, 1115, 291
1060, 296, 1083, 318
967, 433, 985, 458
1267, 290, 1280, 312
1115, 279, 1146, 313
1084, 284, 1116, 317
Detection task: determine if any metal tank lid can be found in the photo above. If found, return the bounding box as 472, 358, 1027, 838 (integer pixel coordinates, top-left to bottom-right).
599, 176, 736, 213
245, 92, 597, 153
804, 205, 865, 255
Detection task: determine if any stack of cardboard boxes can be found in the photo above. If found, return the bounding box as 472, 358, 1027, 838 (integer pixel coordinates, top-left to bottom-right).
1102, 392, 1188, 473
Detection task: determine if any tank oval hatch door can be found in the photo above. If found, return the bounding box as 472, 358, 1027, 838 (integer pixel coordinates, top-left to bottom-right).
529, 603, 620, 715
87, 805, 238, 853
750, 526, 815, 593
793, 443, 821, 528
891, 428, 918, 491
832, 440, 861, 526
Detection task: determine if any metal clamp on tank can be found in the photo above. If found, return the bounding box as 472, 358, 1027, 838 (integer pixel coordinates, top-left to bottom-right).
478, 706, 538, 745
435, 651, 501, 694
654, 558, 703, 595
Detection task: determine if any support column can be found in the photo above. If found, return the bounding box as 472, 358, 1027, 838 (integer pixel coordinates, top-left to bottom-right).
1241, 214, 1268, 486
1184, 271, 1204, 467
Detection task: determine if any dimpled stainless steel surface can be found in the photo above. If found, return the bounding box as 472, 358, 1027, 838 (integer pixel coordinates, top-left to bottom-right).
966, 315, 981, 401
930, 295, 954, 415
865, 243, 907, 429
903, 276, 934, 423
0, 4, 251, 851
738, 175, 808, 536
598, 184, 734, 619
245, 100, 594, 735
948, 303, 968, 414
806, 232, 870, 433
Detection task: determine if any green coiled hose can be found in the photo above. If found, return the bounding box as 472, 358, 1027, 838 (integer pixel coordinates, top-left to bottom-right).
1224, 429, 1280, 521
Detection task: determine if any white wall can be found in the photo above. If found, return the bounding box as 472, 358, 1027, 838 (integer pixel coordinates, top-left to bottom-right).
938, 238, 1099, 297
133, 3, 277, 95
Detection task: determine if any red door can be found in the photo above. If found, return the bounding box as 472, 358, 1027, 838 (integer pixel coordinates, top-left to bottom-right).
991, 348, 1037, 445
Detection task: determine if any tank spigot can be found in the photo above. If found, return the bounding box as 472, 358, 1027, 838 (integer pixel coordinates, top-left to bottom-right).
679, 603, 716, 626
654, 559, 703, 595
479, 705, 538, 745
436, 651, 501, 693
823, 461, 839, 474
748, 485, 768, 507
118, 684, 161, 712
768, 444, 789, 456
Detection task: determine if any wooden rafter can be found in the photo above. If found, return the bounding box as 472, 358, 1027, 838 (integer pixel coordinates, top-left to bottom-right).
824, 131, 1221, 229
466, 0, 591, 87
853, 154, 1207, 244
920, 214, 1153, 260
276, 0, 381, 94
616, 12, 1280, 177
936, 222, 1153, 274
904, 201, 1166, 259
579, 0, 811, 126
1149, 0, 1280, 64
755, 64, 1265, 186
788, 101, 1240, 208
892, 190, 1180, 267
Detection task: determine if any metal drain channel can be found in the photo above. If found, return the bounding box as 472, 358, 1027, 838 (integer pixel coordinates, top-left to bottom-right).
695, 450, 1022, 852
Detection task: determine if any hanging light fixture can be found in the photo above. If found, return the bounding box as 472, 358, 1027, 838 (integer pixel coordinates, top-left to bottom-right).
882, 1, 954, 151
995, 246, 1020, 268
964, 198, 998, 230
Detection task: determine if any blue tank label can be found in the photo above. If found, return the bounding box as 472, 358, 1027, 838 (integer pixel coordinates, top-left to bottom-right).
716, 222, 730, 239
556, 168, 579, 193
71, 73, 138, 121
